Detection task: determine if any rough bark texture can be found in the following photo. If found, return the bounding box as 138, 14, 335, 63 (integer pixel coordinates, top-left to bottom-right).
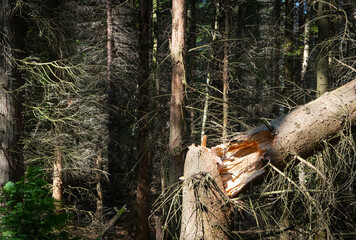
201, 3, 218, 140
180, 79, 356, 237
208, 79, 356, 197
168, 0, 186, 188
272, 0, 282, 117
316, 1, 330, 97
106, 0, 118, 207
187, 0, 197, 142
0, 0, 25, 186
136, 0, 151, 239
284, 0, 294, 86
184, 79, 356, 198
222, 0, 230, 142
95, 150, 103, 220
180, 145, 230, 240
250, 79, 356, 173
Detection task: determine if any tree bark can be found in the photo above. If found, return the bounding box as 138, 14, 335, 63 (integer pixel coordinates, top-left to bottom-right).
222, 79, 356, 196
180, 145, 230, 240
166, 0, 186, 238
222, 0, 230, 143
300, 4, 310, 90
187, 0, 197, 142
201, 1, 219, 141
136, 0, 151, 239
316, 1, 330, 97
106, 0, 117, 207
0, 0, 25, 186
52, 148, 63, 207
168, 0, 186, 189
272, 0, 282, 117
284, 0, 294, 87
181, 79, 356, 237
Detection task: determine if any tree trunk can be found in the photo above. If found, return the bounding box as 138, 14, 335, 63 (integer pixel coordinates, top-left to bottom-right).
166, 0, 186, 237
136, 0, 151, 239
168, 0, 186, 189
0, 0, 25, 186
222, 0, 230, 143
52, 148, 63, 206
152, 0, 159, 97
226, 79, 356, 196
201, 2, 219, 141
272, 0, 282, 117
95, 149, 104, 220
187, 0, 197, 142
180, 145, 230, 240
106, 0, 117, 207
181, 79, 356, 236
316, 1, 330, 97
284, 0, 294, 87
300, 4, 310, 90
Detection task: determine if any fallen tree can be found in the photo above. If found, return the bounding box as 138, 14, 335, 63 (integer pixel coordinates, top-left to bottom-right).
180, 79, 356, 239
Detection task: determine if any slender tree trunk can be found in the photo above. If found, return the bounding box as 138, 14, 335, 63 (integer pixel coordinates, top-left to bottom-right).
272, 0, 281, 117
52, 148, 63, 205
52, 49, 66, 210
168, 0, 186, 188
95, 149, 103, 220
152, 0, 159, 97
314, 5, 330, 238
187, 0, 197, 142
222, 0, 230, 143
298, 1, 310, 223
136, 0, 151, 239
201, 3, 219, 140
151, 0, 166, 211
300, 6, 310, 90
316, 0, 330, 97
201, 72, 211, 139
0, 0, 25, 186
107, 0, 113, 86
106, 0, 117, 207
284, 0, 294, 87
166, 1, 186, 238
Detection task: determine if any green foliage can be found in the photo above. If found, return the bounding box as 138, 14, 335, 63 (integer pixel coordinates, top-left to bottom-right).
310, 24, 318, 34
0, 167, 71, 240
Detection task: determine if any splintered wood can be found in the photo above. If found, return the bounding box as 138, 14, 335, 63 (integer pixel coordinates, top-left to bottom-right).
202, 131, 275, 197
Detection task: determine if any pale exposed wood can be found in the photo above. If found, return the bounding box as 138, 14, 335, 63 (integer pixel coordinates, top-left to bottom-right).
201, 135, 207, 147
213, 131, 275, 197
52, 149, 63, 203
181, 80, 356, 239
180, 145, 230, 240
187, 79, 356, 198
218, 79, 356, 196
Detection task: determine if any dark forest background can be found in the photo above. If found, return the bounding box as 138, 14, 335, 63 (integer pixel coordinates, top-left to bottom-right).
1, 0, 356, 239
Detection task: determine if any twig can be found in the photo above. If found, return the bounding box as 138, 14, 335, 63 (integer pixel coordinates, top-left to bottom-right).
96, 205, 126, 239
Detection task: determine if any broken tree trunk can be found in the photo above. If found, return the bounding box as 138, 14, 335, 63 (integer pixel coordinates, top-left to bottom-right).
180, 145, 230, 240
180, 79, 356, 239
